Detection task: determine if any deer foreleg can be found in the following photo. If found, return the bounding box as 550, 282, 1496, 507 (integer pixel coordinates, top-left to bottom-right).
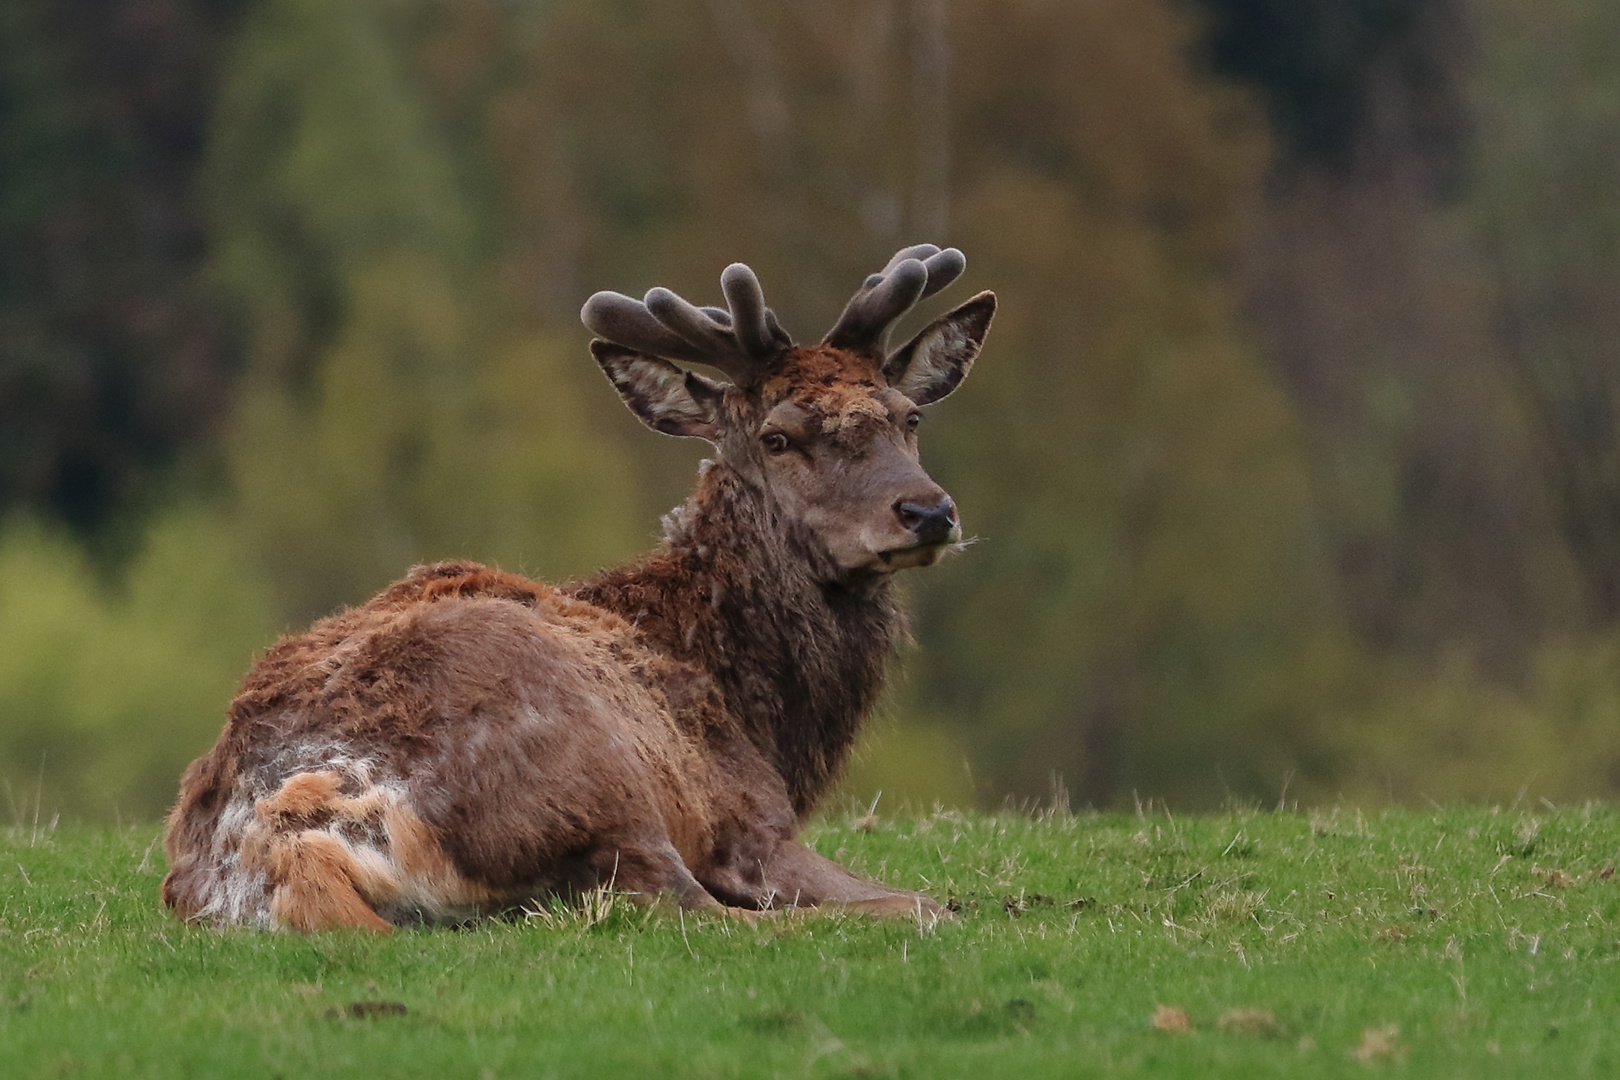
750, 840, 945, 918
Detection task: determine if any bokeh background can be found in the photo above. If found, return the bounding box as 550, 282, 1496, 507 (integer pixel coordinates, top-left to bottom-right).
5, 0, 1620, 821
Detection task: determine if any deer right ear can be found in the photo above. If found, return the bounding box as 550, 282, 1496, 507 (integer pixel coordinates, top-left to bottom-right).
592, 341, 727, 440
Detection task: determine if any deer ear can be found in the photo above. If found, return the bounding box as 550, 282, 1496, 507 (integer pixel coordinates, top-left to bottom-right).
592, 341, 727, 440
883, 291, 995, 405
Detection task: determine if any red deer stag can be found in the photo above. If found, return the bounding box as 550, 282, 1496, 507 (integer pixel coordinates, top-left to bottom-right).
162, 245, 994, 931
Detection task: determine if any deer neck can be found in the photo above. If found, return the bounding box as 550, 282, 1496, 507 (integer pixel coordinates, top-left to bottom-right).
569, 463, 904, 816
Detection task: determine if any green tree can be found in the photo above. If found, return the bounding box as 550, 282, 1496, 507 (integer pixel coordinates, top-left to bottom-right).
0, 510, 276, 820
0, 1, 244, 544
1472, 0, 1620, 627
206, 0, 640, 622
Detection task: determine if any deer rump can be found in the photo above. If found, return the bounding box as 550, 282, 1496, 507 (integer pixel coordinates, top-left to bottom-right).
162, 245, 993, 931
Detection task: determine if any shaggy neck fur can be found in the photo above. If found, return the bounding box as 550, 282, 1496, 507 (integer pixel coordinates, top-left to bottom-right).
568, 462, 904, 816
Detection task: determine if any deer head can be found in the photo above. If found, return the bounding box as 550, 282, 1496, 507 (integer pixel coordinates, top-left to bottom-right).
581, 245, 995, 580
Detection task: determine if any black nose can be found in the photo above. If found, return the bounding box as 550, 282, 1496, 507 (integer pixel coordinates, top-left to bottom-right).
896, 497, 958, 546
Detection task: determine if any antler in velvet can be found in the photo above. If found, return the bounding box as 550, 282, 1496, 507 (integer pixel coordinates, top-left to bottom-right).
580, 262, 791, 385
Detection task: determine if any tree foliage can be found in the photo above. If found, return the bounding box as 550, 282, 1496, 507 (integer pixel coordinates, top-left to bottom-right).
1471, 0, 1620, 627
207, 0, 641, 622
1192, 0, 1467, 178
4, 0, 1620, 818
0, 0, 245, 543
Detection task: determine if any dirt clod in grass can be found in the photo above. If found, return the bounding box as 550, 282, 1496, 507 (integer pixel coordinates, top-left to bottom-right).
1216, 1007, 1280, 1037
1545, 868, 1575, 889
1350, 1024, 1403, 1064
327, 1001, 408, 1019
1600, 865, 1615, 880
1151, 1005, 1194, 1033
1001, 892, 1054, 917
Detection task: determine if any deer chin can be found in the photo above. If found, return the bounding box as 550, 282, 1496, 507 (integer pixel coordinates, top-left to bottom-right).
826, 542, 942, 580
875, 542, 949, 571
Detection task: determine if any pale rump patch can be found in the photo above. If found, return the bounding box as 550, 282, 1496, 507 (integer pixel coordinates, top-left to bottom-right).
174, 792, 272, 927
212, 768, 496, 932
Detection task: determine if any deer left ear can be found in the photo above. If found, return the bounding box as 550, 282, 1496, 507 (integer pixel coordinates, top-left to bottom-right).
592, 340, 728, 440
883, 291, 995, 405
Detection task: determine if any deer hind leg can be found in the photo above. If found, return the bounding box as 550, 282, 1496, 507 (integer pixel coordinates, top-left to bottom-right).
578, 838, 728, 913
254, 828, 396, 934
241, 770, 413, 933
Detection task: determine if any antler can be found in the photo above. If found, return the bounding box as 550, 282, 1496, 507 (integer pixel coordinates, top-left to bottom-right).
580, 263, 792, 385
822, 244, 966, 354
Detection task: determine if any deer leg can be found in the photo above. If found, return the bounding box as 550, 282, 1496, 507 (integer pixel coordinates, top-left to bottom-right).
257, 829, 397, 934
582, 840, 729, 913
752, 840, 946, 919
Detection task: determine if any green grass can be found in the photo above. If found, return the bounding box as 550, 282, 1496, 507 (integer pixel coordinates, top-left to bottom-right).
3, 805, 1619, 1078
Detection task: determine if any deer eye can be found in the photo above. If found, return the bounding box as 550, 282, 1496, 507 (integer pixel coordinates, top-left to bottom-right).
905, 412, 923, 431
761, 431, 791, 454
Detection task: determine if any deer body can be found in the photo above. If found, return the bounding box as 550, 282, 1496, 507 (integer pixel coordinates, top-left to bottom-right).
162, 247, 993, 930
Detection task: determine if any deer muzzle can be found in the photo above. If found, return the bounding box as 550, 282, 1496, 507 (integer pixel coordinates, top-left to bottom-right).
895, 496, 959, 547
877, 493, 960, 569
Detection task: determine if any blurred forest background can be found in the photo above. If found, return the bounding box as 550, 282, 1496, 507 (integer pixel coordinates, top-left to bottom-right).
5, 0, 1620, 821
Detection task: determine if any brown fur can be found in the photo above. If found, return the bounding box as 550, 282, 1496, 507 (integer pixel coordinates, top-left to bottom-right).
162, 280, 993, 932
257, 831, 395, 934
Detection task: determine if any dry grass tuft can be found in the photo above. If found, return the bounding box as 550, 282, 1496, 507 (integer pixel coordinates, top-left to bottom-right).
522, 883, 623, 931
1216, 1007, 1280, 1037
1204, 889, 1266, 924
1151, 1005, 1194, 1033
1351, 1024, 1404, 1064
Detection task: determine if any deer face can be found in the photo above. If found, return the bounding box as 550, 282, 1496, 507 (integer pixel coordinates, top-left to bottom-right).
582, 247, 994, 580
737, 346, 963, 575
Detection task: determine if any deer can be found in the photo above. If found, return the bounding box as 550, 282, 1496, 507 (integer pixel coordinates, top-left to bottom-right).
161, 244, 995, 931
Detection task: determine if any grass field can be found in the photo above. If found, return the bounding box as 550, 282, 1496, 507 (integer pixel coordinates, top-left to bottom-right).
2, 804, 1618, 1078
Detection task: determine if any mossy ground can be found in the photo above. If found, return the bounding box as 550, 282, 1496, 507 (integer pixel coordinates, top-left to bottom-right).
3, 805, 1618, 1078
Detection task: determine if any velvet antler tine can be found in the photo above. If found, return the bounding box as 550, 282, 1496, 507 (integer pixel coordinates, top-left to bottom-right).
581, 291, 708, 364
720, 263, 774, 359
823, 257, 929, 352
644, 287, 729, 351
764, 308, 791, 348
645, 286, 772, 382
881, 244, 941, 274
918, 247, 966, 300
868, 257, 930, 325
820, 245, 970, 352
583, 264, 792, 385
